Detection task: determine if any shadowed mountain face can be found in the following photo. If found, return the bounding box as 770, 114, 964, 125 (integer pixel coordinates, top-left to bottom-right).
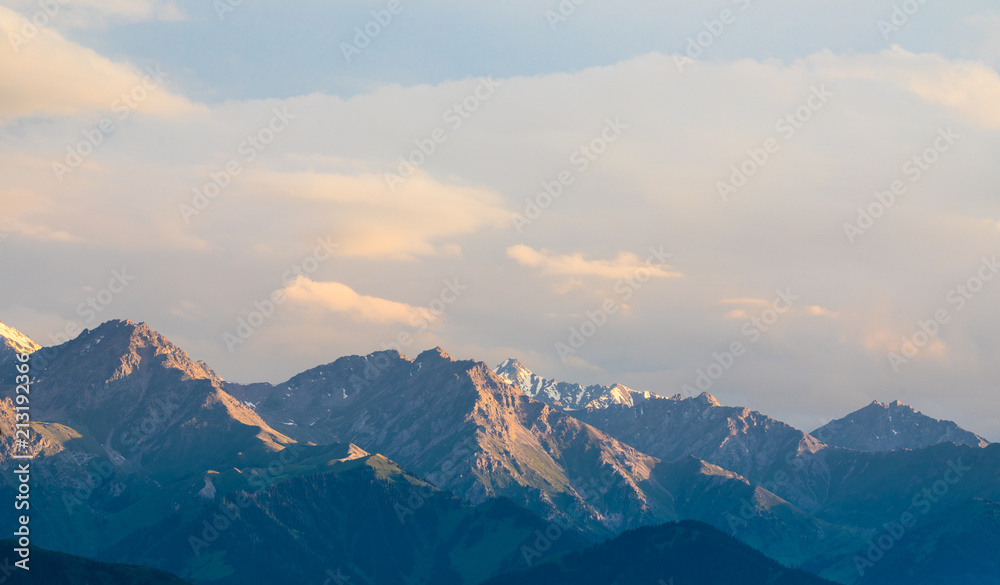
0, 540, 191, 584
813, 400, 990, 452
101, 449, 592, 585
848, 499, 1000, 585
482, 520, 838, 585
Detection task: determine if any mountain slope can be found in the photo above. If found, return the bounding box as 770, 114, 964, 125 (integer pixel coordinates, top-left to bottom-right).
0, 320, 302, 560
0, 320, 40, 377
228, 348, 678, 535
0, 320, 40, 354
0, 539, 190, 584
25, 320, 292, 479
229, 349, 870, 570
102, 446, 591, 585
494, 360, 831, 509
482, 520, 837, 585
813, 400, 990, 452
574, 390, 831, 511
851, 499, 1000, 585
485, 360, 1000, 583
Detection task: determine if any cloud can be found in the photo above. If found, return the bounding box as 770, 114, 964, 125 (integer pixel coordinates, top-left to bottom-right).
0, 219, 81, 243
0, 177, 84, 242
719, 298, 772, 307
242, 169, 509, 260
0, 6, 199, 121
1, 0, 183, 28
506, 245, 683, 280
722, 303, 836, 320
860, 328, 948, 360
805, 305, 838, 318
812, 46, 1000, 129
281, 277, 434, 325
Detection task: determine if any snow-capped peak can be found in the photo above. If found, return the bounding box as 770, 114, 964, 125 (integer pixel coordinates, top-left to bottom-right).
494, 359, 643, 411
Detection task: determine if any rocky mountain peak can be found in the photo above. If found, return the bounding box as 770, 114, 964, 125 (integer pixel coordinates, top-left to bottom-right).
693, 392, 722, 407
416, 347, 454, 364
43, 319, 222, 385
492, 358, 643, 411
813, 399, 990, 452
0, 320, 41, 354
495, 357, 532, 386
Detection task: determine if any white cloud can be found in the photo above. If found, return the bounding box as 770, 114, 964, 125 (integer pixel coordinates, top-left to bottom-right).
811, 46, 1000, 129
282, 277, 434, 325
1, 0, 183, 28
506, 245, 683, 280
245, 169, 509, 260
805, 306, 838, 318
719, 298, 772, 307
0, 6, 199, 121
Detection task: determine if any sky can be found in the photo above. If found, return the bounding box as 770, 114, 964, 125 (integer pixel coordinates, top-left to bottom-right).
2, 0, 1000, 440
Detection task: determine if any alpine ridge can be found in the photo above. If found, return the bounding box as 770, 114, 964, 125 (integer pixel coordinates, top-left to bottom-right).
813, 399, 991, 452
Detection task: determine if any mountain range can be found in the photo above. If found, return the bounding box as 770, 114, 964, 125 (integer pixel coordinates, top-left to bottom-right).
0, 319, 996, 584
